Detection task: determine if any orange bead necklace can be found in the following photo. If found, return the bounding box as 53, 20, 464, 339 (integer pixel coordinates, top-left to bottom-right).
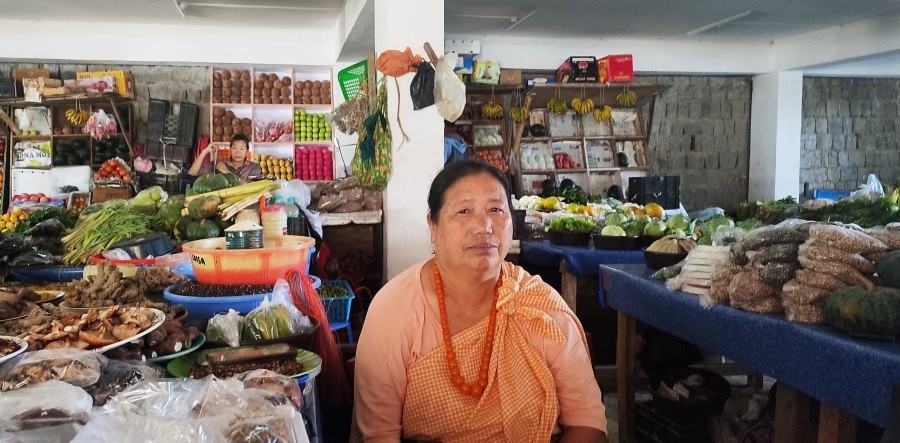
433, 262, 501, 398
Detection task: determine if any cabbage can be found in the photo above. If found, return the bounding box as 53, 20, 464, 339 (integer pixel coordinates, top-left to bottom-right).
644, 220, 668, 236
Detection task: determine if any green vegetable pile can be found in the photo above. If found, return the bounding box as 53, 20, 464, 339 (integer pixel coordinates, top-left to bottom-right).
318, 284, 350, 299
61, 201, 152, 265
734, 196, 799, 224
12, 207, 77, 234
546, 216, 597, 234
800, 198, 900, 227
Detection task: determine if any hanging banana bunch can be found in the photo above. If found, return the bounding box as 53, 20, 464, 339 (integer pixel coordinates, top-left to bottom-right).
592, 86, 612, 122
571, 86, 594, 115
480, 86, 504, 120
65, 99, 90, 125
616, 86, 638, 107
547, 85, 568, 115
509, 107, 528, 122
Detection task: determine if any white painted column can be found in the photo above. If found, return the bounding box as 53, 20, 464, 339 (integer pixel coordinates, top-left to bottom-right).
748, 71, 803, 201
374, 0, 445, 279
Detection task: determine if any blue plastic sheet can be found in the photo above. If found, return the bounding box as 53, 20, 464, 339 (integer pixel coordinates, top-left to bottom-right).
520, 240, 644, 277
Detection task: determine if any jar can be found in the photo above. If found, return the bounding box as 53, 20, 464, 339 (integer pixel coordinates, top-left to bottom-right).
235, 208, 261, 225
261, 205, 287, 247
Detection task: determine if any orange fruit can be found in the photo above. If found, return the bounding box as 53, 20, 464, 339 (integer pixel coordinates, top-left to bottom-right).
644, 203, 665, 219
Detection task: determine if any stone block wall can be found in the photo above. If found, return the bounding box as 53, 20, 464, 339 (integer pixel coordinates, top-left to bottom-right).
800, 77, 900, 192
0, 62, 210, 144
636, 75, 752, 211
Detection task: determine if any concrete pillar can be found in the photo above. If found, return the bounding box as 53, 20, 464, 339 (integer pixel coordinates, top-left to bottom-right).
748, 71, 803, 201
375, 0, 445, 278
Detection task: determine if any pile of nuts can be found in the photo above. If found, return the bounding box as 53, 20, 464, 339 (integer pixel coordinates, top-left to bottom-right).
212, 69, 251, 104
293, 79, 331, 105
254, 73, 292, 105
212, 108, 253, 143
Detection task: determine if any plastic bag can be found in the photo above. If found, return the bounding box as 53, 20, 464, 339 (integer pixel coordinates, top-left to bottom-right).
334, 201, 364, 213
8, 249, 61, 267
84, 109, 118, 140
85, 360, 164, 406
808, 224, 887, 253
410, 60, 435, 110
432, 52, 466, 121
236, 369, 304, 411
849, 173, 884, 200
99, 379, 209, 418
330, 90, 369, 136
243, 280, 311, 341
207, 309, 244, 347
362, 189, 383, 211
129, 186, 168, 215
798, 241, 874, 274
0, 348, 106, 391
273, 180, 313, 211
24, 219, 67, 237
338, 188, 364, 203
0, 380, 91, 440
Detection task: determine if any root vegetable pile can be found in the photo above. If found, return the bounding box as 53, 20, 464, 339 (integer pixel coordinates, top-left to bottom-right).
60, 262, 186, 309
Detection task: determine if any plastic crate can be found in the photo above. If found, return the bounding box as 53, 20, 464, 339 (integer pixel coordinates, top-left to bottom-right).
338, 60, 367, 101
137, 171, 184, 194
628, 175, 681, 209
146, 99, 169, 142
320, 279, 356, 324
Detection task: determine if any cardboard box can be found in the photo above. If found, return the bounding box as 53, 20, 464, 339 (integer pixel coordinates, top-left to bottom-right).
11, 69, 49, 80
75, 70, 135, 98
472, 60, 500, 85
499, 68, 523, 86
600, 54, 634, 83
92, 184, 134, 203
555, 56, 598, 83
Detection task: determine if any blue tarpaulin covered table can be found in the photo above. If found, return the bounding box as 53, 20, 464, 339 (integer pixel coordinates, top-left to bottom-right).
600, 263, 900, 442
520, 240, 643, 312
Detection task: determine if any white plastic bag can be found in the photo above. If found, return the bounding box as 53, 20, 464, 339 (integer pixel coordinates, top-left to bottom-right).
207, 309, 244, 347
850, 173, 884, 200
433, 52, 466, 121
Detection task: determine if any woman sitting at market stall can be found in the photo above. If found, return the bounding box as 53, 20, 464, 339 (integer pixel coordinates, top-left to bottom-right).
188, 134, 261, 181
353, 160, 607, 442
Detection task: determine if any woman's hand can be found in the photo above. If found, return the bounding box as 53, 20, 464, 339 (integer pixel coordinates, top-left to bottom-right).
215, 161, 231, 174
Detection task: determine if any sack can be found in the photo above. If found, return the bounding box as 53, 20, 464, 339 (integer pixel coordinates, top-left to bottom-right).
410, 61, 435, 110
352, 80, 392, 190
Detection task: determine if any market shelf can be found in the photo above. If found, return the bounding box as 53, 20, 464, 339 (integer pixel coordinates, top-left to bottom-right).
211, 103, 252, 107
293, 104, 333, 111
521, 169, 556, 174
521, 137, 551, 142
557, 168, 587, 173
472, 144, 505, 150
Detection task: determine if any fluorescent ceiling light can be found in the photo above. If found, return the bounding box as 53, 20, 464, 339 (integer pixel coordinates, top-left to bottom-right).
505, 8, 538, 32
179, 2, 339, 12
686, 9, 753, 36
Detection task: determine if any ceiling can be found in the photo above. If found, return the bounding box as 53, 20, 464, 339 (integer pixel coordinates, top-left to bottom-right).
0, 0, 344, 30
2, 0, 898, 41
445, 0, 900, 42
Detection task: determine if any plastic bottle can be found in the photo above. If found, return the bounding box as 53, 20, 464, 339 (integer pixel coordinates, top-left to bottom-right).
284, 197, 309, 236
261, 204, 287, 247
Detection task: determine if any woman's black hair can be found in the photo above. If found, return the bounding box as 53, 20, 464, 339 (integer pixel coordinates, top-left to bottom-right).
428, 160, 511, 223
230, 134, 250, 146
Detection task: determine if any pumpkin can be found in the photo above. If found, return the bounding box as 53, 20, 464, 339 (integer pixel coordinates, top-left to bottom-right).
221, 172, 241, 187
189, 173, 230, 196
187, 219, 222, 240
825, 286, 900, 338
186, 195, 222, 220
875, 250, 900, 289
174, 216, 193, 241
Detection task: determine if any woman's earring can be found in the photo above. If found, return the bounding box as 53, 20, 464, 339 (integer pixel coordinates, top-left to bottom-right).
430, 242, 435, 254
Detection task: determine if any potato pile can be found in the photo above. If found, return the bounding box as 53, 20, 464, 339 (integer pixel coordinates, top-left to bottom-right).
212, 108, 253, 143
212, 69, 251, 104
255, 72, 292, 105
293, 79, 331, 105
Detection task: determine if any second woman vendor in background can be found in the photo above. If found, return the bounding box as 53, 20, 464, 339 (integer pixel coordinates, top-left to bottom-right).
188, 134, 262, 181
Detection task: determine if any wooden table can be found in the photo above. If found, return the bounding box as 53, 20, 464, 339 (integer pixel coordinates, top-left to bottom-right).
600, 264, 900, 443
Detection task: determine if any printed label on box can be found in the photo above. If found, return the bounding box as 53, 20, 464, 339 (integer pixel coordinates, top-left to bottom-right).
13, 141, 52, 168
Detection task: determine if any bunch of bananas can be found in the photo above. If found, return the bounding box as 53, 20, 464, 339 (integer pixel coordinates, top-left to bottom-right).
889, 187, 900, 204
647, 235, 696, 254
571, 97, 595, 115
547, 99, 568, 115
509, 107, 528, 122
480, 102, 504, 120
592, 105, 613, 122
65, 108, 90, 125
616, 90, 638, 107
